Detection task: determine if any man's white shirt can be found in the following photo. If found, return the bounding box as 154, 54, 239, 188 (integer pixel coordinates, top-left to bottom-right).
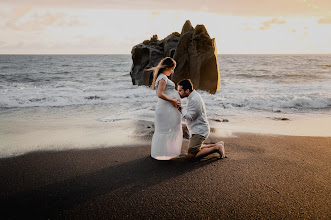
182, 90, 210, 138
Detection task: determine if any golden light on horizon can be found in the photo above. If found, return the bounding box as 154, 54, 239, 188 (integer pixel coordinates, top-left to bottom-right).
0, 2, 330, 54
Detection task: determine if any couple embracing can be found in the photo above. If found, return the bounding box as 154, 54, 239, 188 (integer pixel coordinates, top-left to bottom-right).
150, 57, 226, 160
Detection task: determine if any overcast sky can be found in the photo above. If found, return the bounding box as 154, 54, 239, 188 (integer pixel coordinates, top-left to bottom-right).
1, 0, 331, 54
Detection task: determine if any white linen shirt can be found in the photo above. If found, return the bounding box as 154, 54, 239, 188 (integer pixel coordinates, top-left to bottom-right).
182, 90, 210, 138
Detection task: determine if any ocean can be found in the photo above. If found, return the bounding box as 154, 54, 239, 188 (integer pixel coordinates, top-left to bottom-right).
1, 54, 331, 158
1, 54, 330, 120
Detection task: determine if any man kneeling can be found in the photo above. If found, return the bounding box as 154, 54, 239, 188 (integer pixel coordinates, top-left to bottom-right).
177, 79, 226, 159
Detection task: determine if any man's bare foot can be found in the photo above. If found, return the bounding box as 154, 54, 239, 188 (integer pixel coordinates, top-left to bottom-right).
217, 143, 226, 158
201, 141, 224, 149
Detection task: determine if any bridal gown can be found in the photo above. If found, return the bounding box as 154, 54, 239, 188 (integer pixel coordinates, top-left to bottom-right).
151, 73, 183, 160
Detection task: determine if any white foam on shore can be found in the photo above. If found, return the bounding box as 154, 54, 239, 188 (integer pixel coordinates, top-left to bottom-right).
210, 113, 331, 137
0, 105, 330, 159
0, 106, 153, 158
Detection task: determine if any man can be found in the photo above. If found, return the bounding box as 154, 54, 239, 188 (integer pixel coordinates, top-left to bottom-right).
177, 79, 225, 159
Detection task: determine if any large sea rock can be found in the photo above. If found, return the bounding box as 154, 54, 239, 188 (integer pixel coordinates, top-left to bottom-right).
129, 33, 180, 86
130, 20, 220, 94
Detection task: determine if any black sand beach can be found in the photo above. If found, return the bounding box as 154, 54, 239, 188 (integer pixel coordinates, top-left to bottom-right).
1, 132, 330, 219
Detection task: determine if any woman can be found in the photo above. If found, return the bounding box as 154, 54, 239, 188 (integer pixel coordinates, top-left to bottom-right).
149, 57, 183, 160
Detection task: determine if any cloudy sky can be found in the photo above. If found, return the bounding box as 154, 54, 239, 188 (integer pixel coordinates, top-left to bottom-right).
1, 0, 331, 54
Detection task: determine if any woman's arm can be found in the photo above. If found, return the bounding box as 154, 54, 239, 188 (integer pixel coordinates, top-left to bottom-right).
156, 79, 178, 107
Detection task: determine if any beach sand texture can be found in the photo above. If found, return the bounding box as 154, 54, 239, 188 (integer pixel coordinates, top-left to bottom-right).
1, 128, 330, 219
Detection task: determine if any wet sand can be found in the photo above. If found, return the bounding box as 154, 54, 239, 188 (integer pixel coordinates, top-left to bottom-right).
1, 131, 331, 219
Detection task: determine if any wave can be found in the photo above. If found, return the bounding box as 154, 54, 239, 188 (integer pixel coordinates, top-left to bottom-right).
0, 83, 156, 108
1, 84, 330, 114
230, 72, 326, 80
1, 54, 331, 117
213, 95, 331, 112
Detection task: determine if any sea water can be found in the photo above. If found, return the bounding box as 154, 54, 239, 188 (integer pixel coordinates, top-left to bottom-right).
1, 54, 330, 118
0, 54, 330, 157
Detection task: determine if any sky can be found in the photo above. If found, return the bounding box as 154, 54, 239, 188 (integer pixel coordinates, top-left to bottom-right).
0, 0, 331, 54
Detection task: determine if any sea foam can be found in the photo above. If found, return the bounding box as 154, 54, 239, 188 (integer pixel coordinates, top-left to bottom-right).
0, 54, 330, 119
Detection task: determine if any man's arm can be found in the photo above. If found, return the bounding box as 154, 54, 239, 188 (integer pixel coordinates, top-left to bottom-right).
182, 98, 201, 121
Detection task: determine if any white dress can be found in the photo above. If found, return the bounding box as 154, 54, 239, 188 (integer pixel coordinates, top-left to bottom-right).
151, 73, 183, 160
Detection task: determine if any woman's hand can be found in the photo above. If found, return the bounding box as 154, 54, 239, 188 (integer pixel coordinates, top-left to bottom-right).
156, 79, 181, 110
176, 99, 182, 112
176, 98, 181, 107
170, 97, 178, 107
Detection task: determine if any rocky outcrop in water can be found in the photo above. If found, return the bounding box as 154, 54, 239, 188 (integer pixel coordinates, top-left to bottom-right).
130, 20, 220, 94
130, 33, 180, 86
171, 20, 220, 94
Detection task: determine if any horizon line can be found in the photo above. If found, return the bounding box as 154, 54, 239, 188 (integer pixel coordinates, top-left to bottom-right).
0, 53, 330, 55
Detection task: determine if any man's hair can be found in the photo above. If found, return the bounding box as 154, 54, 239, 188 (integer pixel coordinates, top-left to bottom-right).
178, 79, 193, 92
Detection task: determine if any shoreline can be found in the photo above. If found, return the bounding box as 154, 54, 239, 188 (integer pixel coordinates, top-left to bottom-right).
1, 105, 331, 158
1, 132, 330, 219
209, 113, 331, 138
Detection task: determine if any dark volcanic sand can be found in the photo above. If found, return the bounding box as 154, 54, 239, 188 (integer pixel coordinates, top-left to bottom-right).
1, 133, 330, 219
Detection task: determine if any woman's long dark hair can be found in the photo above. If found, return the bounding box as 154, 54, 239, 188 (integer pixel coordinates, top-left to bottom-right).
148, 57, 176, 90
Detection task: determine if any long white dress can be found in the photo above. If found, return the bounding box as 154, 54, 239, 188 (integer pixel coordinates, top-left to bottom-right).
151, 73, 183, 160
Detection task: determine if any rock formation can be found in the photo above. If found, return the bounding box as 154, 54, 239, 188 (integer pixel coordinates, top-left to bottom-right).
130, 20, 220, 94
130, 33, 180, 86
172, 20, 220, 94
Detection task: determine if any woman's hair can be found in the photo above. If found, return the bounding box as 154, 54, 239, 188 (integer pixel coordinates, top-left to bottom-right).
148, 57, 176, 90
178, 79, 193, 92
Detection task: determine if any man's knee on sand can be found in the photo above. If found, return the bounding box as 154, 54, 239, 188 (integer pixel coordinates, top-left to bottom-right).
187, 134, 206, 158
